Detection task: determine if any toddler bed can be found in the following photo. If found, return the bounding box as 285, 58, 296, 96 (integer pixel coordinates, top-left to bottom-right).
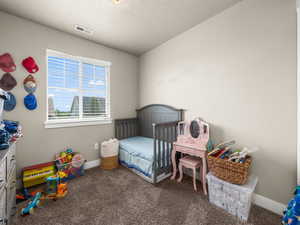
115, 104, 184, 184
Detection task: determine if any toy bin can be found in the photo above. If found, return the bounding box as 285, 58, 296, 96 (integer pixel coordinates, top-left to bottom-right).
55, 153, 85, 181
100, 139, 119, 170
206, 172, 258, 221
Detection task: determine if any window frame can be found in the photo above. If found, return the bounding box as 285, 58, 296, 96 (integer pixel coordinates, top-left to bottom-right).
45, 49, 112, 128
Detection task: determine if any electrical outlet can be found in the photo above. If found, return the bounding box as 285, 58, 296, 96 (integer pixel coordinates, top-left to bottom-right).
94, 142, 99, 150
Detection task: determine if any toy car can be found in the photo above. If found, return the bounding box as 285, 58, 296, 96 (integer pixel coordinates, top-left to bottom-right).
21, 192, 41, 216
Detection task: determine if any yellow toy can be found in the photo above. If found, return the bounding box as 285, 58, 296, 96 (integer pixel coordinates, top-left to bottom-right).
42, 171, 68, 200
22, 162, 56, 188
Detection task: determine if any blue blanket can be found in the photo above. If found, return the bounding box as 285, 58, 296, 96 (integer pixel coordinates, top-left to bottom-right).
119, 136, 155, 161
119, 136, 171, 178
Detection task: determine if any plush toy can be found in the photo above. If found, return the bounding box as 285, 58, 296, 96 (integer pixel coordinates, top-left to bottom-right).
282, 186, 300, 224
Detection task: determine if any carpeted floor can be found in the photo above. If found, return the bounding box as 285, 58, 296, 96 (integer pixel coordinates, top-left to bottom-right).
12, 167, 281, 225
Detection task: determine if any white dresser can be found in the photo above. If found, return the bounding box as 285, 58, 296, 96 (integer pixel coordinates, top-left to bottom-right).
0, 143, 16, 225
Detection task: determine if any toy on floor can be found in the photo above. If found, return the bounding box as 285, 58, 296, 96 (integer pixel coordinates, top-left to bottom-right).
55, 149, 85, 180
282, 186, 300, 225
22, 162, 56, 188
21, 192, 42, 216
56, 148, 74, 164
16, 188, 43, 204
42, 171, 68, 200
16, 188, 31, 203
19, 171, 68, 217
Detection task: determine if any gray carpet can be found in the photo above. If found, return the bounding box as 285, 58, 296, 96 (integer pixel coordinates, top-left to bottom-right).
12, 167, 281, 225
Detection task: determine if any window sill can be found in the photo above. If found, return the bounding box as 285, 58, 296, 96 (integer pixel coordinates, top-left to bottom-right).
44, 118, 112, 129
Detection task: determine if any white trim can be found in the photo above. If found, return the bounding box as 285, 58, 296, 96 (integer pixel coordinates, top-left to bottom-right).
46, 49, 111, 126
252, 193, 286, 215
84, 159, 101, 170
47, 49, 112, 66
79, 59, 83, 121
105, 65, 111, 120
44, 118, 112, 128
46, 51, 49, 125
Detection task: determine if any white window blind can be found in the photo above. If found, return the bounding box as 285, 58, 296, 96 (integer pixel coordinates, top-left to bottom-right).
46, 50, 111, 125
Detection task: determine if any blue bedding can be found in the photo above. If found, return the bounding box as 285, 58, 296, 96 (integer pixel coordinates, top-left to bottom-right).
119, 136, 154, 161
119, 147, 153, 177
119, 136, 171, 178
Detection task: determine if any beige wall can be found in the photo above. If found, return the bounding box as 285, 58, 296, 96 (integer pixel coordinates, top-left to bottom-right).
0, 11, 139, 175
139, 0, 297, 204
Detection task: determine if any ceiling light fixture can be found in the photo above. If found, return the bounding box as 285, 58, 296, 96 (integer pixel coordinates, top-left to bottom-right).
112, 0, 122, 4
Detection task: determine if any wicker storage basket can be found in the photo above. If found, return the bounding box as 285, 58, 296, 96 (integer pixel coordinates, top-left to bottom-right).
101, 155, 119, 170
207, 155, 252, 185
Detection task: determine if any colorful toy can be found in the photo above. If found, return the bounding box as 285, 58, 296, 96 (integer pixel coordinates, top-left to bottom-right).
21, 192, 42, 216
282, 186, 300, 224
56, 148, 74, 164
22, 162, 56, 188
19, 171, 68, 216
16, 189, 31, 204
55, 149, 85, 180
16, 188, 43, 204
43, 171, 68, 200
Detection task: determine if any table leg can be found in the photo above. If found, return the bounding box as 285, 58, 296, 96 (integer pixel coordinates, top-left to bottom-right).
202, 157, 208, 195
170, 149, 177, 180
177, 163, 183, 183
193, 168, 197, 192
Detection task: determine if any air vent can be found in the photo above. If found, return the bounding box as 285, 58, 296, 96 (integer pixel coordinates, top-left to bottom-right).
74, 25, 94, 35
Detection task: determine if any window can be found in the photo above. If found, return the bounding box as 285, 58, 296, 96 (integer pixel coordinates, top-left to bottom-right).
45, 50, 111, 128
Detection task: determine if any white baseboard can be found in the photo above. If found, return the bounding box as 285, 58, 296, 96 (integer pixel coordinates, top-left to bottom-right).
84, 159, 101, 170
252, 193, 286, 215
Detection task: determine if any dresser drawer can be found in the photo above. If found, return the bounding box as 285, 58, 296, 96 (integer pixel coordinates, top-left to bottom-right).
6, 168, 16, 222
0, 186, 6, 225
6, 145, 16, 180
7, 167, 16, 199
0, 159, 6, 188
7, 192, 16, 220
174, 144, 206, 157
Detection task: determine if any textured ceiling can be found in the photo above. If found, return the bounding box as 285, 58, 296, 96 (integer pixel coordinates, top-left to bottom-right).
0, 0, 241, 55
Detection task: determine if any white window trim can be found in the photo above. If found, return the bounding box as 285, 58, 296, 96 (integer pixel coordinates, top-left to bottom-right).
45, 49, 112, 129
44, 118, 112, 129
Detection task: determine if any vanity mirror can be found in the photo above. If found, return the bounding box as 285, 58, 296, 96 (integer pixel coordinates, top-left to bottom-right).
177, 118, 210, 150
190, 120, 200, 138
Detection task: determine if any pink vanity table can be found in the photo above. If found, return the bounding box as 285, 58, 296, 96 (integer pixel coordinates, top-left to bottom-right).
171, 119, 209, 195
